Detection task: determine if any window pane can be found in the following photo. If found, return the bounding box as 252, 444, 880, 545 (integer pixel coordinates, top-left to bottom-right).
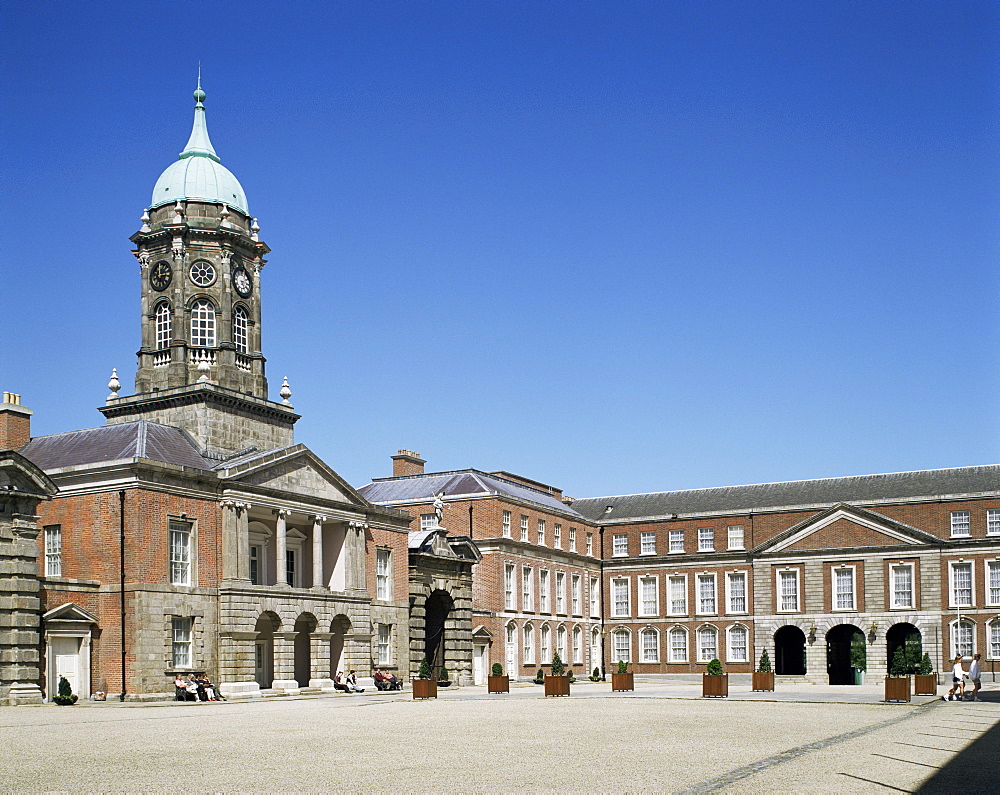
951, 511, 971, 536
698, 627, 717, 662
952, 563, 972, 607
728, 573, 746, 613
892, 565, 913, 608
835, 569, 854, 610
670, 628, 687, 662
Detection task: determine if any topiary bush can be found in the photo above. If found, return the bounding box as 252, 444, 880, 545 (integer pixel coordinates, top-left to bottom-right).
589, 666, 601, 682
53, 675, 78, 705
706, 658, 724, 676
918, 653, 933, 675
568, 668, 576, 683
757, 649, 772, 673
491, 662, 504, 677
850, 634, 866, 671
617, 659, 628, 674
889, 647, 909, 678
533, 669, 544, 684
418, 657, 432, 680
551, 651, 565, 676
438, 664, 450, 684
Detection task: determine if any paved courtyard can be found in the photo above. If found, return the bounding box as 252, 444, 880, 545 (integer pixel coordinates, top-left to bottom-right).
2, 681, 997, 792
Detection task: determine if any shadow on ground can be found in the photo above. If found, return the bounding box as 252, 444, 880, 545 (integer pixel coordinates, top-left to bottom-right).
918, 695, 999, 794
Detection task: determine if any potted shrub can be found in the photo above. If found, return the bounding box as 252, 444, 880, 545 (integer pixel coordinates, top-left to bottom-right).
53, 676, 78, 706
568, 668, 576, 683
544, 652, 571, 696
589, 666, 602, 682
884, 647, 911, 703
913, 653, 936, 696
611, 659, 634, 692
488, 662, 509, 694
533, 668, 545, 684
437, 664, 451, 688
752, 649, 775, 692
412, 657, 437, 700
850, 635, 867, 685
702, 658, 728, 698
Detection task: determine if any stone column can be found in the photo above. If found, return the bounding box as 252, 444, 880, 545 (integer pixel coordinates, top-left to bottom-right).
311, 516, 326, 591
270, 631, 299, 693
221, 501, 250, 582
275, 509, 289, 587
347, 521, 368, 594
309, 632, 335, 690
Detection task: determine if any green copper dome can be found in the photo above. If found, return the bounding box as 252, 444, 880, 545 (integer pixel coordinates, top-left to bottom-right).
150, 84, 248, 215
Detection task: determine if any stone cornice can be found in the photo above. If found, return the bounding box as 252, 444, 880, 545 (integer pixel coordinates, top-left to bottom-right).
100, 382, 300, 425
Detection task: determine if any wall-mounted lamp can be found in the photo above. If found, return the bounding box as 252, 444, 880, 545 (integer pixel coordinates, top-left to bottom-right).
808, 623, 817, 643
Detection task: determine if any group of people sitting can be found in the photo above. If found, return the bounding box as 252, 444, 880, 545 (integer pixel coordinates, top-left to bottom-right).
173, 673, 221, 702
331, 668, 402, 693
373, 668, 402, 690
333, 670, 365, 693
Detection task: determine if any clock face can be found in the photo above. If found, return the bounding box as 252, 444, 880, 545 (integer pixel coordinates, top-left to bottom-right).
189, 260, 217, 287
233, 266, 253, 297
149, 260, 172, 291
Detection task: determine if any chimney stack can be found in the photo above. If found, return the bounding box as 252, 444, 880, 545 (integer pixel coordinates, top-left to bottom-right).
392, 449, 425, 478
0, 392, 32, 450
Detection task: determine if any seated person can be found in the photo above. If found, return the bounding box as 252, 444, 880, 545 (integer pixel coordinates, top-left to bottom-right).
333, 671, 351, 693
381, 669, 401, 689
173, 674, 188, 701
346, 670, 365, 693
196, 673, 218, 701
184, 673, 200, 702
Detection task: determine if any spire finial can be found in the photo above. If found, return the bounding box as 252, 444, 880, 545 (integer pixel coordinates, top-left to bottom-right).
193, 65, 206, 106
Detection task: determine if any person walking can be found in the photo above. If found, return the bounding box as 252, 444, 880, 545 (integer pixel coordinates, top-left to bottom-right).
968, 653, 982, 701
945, 656, 966, 701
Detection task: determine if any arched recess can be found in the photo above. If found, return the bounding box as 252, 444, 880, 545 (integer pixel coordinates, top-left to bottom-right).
886, 622, 921, 674
253, 612, 281, 688
774, 625, 807, 675
826, 623, 865, 685
424, 589, 454, 675
329, 614, 351, 677
293, 613, 318, 687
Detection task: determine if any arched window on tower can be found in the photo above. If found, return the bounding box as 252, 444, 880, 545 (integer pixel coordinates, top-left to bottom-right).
233, 305, 249, 353
190, 299, 216, 347
155, 302, 172, 349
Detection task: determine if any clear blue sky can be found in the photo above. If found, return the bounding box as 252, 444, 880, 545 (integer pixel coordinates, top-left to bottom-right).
2, 1, 997, 497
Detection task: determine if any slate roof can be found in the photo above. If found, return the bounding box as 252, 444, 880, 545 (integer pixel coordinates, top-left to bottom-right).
20, 421, 215, 472
360, 469, 582, 517
571, 465, 1000, 522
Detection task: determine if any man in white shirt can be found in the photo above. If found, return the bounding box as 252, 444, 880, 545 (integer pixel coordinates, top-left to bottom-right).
968, 653, 982, 702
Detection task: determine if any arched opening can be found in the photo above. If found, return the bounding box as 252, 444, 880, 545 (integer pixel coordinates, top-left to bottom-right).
424, 589, 454, 676
886, 623, 921, 674
329, 614, 351, 678
774, 626, 807, 675
826, 623, 865, 685
293, 613, 317, 687
253, 612, 280, 688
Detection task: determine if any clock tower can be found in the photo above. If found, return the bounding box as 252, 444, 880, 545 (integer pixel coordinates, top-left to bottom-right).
101, 82, 298, 456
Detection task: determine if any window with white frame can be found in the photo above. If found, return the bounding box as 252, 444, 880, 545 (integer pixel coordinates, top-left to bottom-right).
573, 625, 582, 663
589, 576, 599, 617
285, 548, 299, 588
669, 626, 688, 662
727, 525, 745, 550
420, 514, 436, 531
612, 578, 630, 617
950, 562, 973, 607
641, 627, 659, 662
697, 574, 716, 614
991, 620, 1000, 660
950, 510, 971, 537
726, 571, 747, 614
571, 574, 581, 615
591, 626, 601, 667
523, 625, 535, 665
504, 563, 515, 610
987, 561, 1000, 606
553, 524, 561, 548
668, 575, 687, 615
641, 531, 656, 555
586, 533, 593, 555
502, 510, 511, 538
951, 619, 974, 659
376, 548, 391, 600
727, 624, 748, 662
233, 305, 249, 353
612, 533, 628, 557
540, 624, 551, 663
834, 567, 855, 611
697, 625, 718, 662
44, 525, 61, 577
169, 520, 193, 585
377, 624, 391, 665
556, 572, 566, 613
669, 529, 684, 553
989, 509, 1000, 536
537, 519, 546, 546
556, 625, 567, 660
171, 617, 193, 668
540, 569, 550, 612
891, 564, 914, 609
698, 528, 715, 552
613, 628, 631, 663
520, 515, 529, 542
522, 566, 534, 611
505, 622, 516, 669
189, 299, 216, 347
155, 302, 172, 349
639, 576, 658, 616
569, 527, 577, 551
778, 570, 799, 612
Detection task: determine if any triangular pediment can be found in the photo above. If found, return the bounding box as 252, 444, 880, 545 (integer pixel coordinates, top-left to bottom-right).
757, 504, 939, 554
219, 445, 369, 507
43, 602, 99, 623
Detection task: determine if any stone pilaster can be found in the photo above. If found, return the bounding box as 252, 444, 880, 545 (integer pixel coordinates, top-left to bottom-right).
309, 631, 335, 690
311, 516, 326, 591
275, 509, 289, 587
270, 630, 299, 693
221, 500, 251, 582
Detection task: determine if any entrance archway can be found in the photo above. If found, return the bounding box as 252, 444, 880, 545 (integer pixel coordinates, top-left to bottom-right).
826, 623, 864, 685
424, 589, 454, 675
886, 623, 921, 674
329, 615, 351, 677
293, 614, 317, 687
773, 626, 806, 675
254, 612, 280, 688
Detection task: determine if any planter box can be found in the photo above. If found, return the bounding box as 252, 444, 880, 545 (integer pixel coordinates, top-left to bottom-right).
752, 671, 775, 692
611, 672, 634, 692
702, 674, 728, 698
487, 676, 509, 694
412, 679, 437, 700
544, 675, 571, 697
913, 674, 937, 696
884, 676, 911, 703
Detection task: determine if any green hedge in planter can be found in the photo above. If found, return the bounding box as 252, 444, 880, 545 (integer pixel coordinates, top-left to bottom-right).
53, 675, 78, 705
757, 649, 772, 673
491, 662, 504, 677
706, 658, 724, 676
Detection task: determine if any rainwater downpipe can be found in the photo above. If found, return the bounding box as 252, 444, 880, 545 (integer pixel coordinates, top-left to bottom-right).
119, 489, 127, 702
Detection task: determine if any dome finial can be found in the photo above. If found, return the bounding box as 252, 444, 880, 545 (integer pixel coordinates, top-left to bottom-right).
193, 64, 206, 106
